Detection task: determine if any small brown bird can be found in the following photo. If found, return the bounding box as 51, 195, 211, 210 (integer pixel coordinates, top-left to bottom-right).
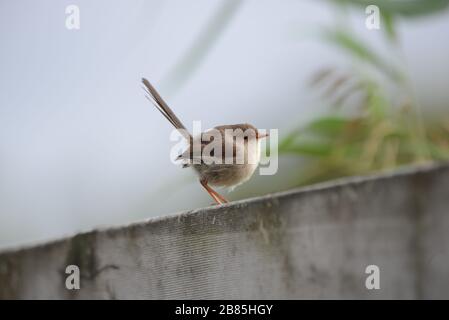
142, 78, 268, 204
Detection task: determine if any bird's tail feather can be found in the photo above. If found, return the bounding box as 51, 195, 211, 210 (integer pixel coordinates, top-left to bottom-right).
141, 78, 191, 140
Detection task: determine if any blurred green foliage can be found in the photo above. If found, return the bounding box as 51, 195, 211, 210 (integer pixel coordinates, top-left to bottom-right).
329, 0, 449, 17
280, 1, 449, 186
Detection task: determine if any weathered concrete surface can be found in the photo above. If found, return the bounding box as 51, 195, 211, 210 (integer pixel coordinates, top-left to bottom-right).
1, 163, 449, 299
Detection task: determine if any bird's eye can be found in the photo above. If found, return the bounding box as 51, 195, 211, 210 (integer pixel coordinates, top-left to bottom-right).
244, 136, 248, 140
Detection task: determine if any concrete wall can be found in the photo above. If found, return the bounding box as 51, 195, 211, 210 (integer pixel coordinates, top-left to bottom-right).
1, 163, 449, 299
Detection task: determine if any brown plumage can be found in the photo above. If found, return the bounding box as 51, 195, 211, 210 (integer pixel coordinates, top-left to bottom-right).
142, 78, 267, 204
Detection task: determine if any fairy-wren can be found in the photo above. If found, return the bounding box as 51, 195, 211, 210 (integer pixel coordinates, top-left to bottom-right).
142, 78, 268, 204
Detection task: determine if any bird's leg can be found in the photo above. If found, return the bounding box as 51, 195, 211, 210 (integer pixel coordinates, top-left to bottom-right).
200, 179, 222, 204
200, 179, 228, 204
212, 189, 229, 204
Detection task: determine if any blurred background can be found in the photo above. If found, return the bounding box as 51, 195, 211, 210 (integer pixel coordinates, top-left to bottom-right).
1, 0, 449, 249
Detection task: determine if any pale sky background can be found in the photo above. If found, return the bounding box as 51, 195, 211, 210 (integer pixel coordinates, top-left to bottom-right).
1, 0, 449, 249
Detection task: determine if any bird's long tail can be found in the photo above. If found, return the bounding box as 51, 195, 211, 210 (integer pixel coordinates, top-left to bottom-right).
141, 78, 191, 140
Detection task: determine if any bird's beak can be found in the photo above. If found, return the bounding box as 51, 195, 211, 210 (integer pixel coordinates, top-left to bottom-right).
256, 131, 269, 139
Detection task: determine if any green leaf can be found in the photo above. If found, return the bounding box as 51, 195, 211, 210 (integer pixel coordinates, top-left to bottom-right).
160, 0, 243, 95
322, 29, 401, 81
306, 116, 350, 136
332, 0, 449, 17
281, 142, 333, 157
278, 128, 302, 150
382, 11, 396, 41
365, 83, 389, 119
